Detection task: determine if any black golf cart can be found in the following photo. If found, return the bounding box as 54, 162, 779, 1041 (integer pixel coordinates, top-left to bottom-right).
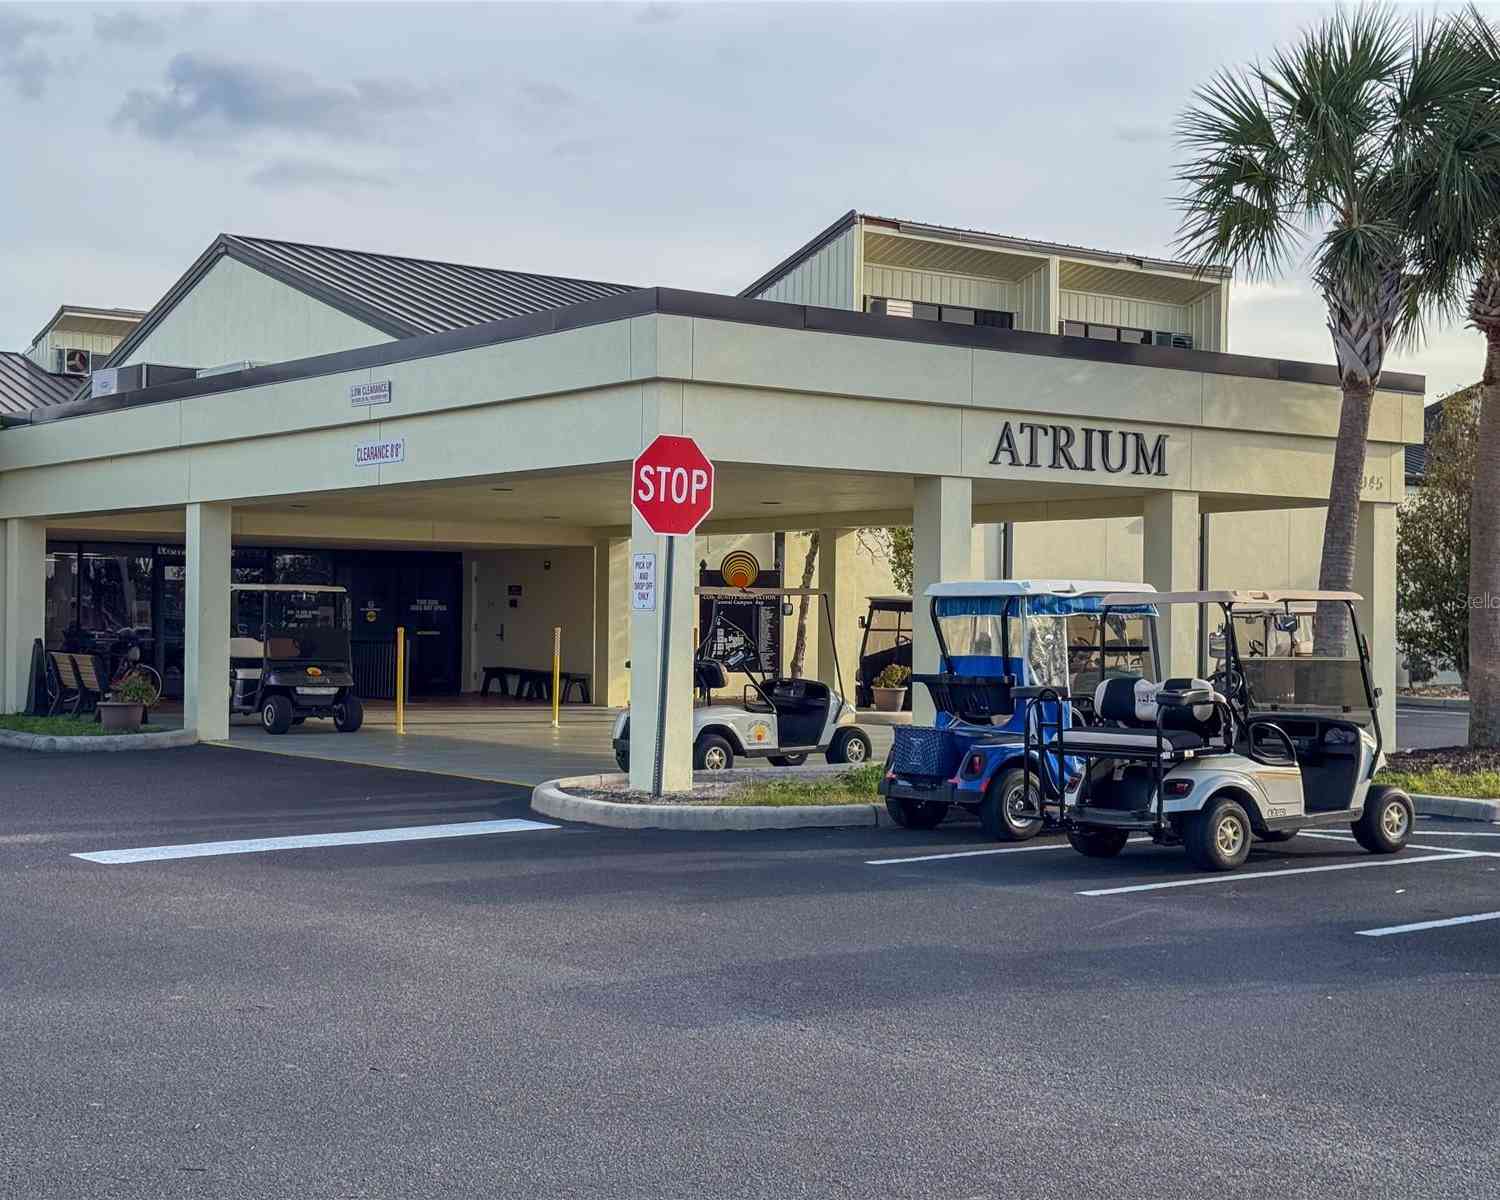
230, 584, 363, 735
855, 595, 913, 709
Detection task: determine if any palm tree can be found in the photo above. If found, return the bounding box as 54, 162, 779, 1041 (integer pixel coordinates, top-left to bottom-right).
1174, 8, 1486, 654
1450, 10, 1500, 746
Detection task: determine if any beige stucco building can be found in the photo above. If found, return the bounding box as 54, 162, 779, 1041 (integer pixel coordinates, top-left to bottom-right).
0, 214, 1420, 786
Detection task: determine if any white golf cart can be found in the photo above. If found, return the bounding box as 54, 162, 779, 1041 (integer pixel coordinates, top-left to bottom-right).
1025, 589, 1412, 871
611, 586, 873, 771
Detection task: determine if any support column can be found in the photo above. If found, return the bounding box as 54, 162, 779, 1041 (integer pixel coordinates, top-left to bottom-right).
184, 502, 231, 741
973, 524, 1006, 579
627, 381, 693, 791
1355, 501, 1398, 748
1, 519, 46, 713
1143, 491, 1200, 678
912, 476, 973, 724
628, 512, 695, 791
816, 527, 861, 699
593, 536, 630, 707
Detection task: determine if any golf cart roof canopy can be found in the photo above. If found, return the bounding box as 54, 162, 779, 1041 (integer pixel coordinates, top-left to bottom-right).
925, 580, 1156, 599
1098, 589, 1362, 608
229, 584, 349, 594
867, 595, 912, 607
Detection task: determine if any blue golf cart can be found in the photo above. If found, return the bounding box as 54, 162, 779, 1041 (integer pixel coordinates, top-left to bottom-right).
878, 580, 1160, 840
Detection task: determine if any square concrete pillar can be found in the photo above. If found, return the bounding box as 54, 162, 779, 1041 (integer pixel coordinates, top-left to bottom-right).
816, 528, 861, 700
593, 536, 630, 708
912, 477, 973, 724
1355, 501, 1398, 747
1, 519, 46, 713
184, 502, 232, 741
628, 512, 695, 791
973, 524, 1006, 579
1143, 491, 1200, 678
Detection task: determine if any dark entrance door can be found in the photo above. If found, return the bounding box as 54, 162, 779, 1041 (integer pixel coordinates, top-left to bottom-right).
398, 563, 462, 695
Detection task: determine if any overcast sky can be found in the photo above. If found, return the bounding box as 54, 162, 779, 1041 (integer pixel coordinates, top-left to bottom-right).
2, 1, 1494, 399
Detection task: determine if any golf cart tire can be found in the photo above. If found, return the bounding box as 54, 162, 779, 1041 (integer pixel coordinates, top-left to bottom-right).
1184, 795, 1253, 871
980, 767, 1045, 842
614, 749, 629, 772
334, 694, 364, 733
827, 728, 872, 765
261, 694, 294, 735
1067, 827, 1130, 858
885, 796, 948, 830
1352, 785, 1413, 855
694, 733, 735, 772
769, 753, 808, 767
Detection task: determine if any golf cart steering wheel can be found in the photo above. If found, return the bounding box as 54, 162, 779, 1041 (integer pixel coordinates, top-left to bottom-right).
1209, 666, 1247, 708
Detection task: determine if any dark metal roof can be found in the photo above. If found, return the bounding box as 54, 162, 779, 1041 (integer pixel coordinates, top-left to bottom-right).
88, 233, 641, 398
225, 235, 640, 336
0, 352, 76, 416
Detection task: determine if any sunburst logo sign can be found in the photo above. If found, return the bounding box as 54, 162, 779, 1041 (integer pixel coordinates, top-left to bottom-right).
720, 550, 760, 589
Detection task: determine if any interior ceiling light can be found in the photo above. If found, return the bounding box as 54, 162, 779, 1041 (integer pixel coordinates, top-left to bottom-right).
491, 486, 513, 492
761, 500, 782, 506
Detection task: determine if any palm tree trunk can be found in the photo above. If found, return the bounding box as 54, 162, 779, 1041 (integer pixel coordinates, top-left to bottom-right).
788, 531, 820, 679
1313, 380, 1376, 654
1467, 319, 1500, 746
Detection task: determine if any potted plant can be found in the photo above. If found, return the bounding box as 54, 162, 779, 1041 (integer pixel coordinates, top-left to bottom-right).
98, 674, 154, 733
871, 663, 911, 712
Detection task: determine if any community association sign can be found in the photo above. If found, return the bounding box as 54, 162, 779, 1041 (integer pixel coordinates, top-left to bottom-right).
989, 420, 1169, 477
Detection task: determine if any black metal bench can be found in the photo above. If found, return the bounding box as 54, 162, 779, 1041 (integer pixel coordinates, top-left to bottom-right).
481, 666, 591, 704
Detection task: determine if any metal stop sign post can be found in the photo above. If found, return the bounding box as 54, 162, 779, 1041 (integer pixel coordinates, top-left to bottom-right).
631, 435, 716, 798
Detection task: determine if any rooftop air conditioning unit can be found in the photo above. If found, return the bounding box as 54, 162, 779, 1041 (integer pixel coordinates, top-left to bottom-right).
884, 299, 914, 319
55, 348, 93, 376
195, 360, 265, 378
1153, 331, 1195, 350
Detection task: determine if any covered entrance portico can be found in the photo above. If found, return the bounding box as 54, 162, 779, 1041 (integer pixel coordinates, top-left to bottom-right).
0, 290, 1419, 791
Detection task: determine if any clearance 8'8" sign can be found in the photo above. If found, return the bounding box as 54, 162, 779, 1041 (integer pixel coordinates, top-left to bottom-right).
631, 435, 715, 536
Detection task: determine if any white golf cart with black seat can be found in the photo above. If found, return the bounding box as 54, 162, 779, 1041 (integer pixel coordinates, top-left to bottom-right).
611, 586, 872, 771
1024, 589, 1412, 871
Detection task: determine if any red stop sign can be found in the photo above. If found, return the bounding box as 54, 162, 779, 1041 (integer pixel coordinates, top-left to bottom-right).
631, 435, 715, 535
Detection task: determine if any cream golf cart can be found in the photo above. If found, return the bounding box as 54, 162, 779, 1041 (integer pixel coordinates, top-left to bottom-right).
611, 586, 872, 771
1025, 590, 1412, 871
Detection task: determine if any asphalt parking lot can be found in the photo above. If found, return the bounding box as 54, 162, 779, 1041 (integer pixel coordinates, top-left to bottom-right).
4, 745, 1498, 1199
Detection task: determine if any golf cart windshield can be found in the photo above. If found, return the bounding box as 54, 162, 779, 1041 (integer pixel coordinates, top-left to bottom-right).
262, 590, 350, 662
1216, 606, 1371, 712
934, 594, 1158, 693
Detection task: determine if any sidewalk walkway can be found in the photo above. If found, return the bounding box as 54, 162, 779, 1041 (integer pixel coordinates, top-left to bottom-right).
224, 701, 898, 786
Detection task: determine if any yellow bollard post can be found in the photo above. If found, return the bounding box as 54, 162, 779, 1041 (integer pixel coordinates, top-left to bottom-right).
551, 626, 562, 729
395, 626, 406, 736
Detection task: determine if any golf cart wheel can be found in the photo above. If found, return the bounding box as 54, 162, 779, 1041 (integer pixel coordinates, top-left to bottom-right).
1352, 785, 1413, 854
769, 753, 808, 767
614, 749, 629, 772
980, 767, 1045, 842
1184, 795, 1253, 871
333, 694, 364, 733
694, 734, 735, 771
261, 694, 294, 735
827, 728, 872, 765
1067, 827, 1130, 858
885, 796, 948, 830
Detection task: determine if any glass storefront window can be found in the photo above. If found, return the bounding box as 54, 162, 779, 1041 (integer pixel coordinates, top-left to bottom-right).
45, 547, 78, 650
274, 551, 334, 584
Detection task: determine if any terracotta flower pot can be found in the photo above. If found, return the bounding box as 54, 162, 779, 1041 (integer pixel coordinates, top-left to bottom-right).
98, 701, 144, 733
871, 686, 907, 713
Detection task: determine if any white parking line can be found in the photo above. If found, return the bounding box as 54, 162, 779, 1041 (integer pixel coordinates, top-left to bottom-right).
1407, 828, 1500, 837
72, 818, 559, 864
1078, 851, 1483, 896
867, 837, 1150, 866
1357, 911, 1500, 937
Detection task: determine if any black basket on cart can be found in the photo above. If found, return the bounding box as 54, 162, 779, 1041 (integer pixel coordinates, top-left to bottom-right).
912, 673, 1017, 723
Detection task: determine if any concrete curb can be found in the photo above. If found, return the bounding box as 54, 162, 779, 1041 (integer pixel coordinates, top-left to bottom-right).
0, 728, 197, 753
1397, 696, 1470, 711
531, 772, 888, 830
1411, 793, 1500, 823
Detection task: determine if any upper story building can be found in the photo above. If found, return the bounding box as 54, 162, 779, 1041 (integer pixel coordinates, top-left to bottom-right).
23, 304, 145, 380
742, 211, 1231, 354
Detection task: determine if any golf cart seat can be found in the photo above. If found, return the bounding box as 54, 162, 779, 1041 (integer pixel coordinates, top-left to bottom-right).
1056, 676, 1222, 755
694, 659, 728, 691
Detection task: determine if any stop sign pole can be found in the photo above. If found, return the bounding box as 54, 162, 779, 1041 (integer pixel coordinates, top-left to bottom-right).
631, 436, 715, 798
